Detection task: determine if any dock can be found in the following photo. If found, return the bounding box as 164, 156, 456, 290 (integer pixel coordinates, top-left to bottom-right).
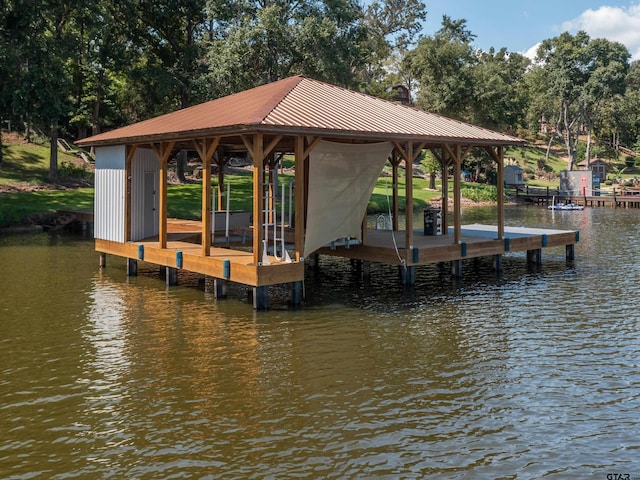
515, 186, 640, 208
76, 75, 580, 309
95, 217, 577, 301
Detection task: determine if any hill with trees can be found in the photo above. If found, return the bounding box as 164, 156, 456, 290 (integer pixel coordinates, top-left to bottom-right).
2, 1, 640, 184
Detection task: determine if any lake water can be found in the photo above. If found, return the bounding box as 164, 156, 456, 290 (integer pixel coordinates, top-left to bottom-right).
1, 205, 639, 479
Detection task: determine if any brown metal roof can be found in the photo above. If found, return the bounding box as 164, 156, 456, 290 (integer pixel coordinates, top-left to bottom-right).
78, 75, 524, 147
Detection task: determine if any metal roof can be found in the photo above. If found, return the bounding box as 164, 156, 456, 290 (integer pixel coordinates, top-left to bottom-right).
78, 75, 524, 147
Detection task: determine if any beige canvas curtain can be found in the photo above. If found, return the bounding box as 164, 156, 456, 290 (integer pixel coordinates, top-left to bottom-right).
304, 140, 393, 257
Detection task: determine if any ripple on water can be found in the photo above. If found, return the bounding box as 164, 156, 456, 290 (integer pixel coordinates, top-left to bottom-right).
2, 213, 640, 478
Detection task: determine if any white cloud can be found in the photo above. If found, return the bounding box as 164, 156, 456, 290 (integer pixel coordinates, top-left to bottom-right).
560, 3, 640, 60
522, 42, 541, 61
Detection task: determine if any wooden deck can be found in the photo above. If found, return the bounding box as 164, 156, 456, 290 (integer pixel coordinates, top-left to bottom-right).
95, 219, 303, 287
318, 224, 578, 266
96, 218, 577, 304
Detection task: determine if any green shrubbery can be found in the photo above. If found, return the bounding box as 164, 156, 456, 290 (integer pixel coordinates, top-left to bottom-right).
460, 184, 498, 202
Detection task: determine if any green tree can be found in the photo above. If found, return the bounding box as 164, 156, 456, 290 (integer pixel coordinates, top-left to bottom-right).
359, 0, 426, 86
471, 48, 530, 132
533, 31, 630, 170
207, 0, 369, 94
131, 0, 210, 180
404, 16, 476, 120
620, 61, 640, 149
67, 0, 139, 138
581, 38, 629, 167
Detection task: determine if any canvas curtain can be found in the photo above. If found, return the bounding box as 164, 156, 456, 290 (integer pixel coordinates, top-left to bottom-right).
303, 140, 393, 258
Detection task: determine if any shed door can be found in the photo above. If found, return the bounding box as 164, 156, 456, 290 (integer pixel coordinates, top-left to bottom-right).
143, 171, 156, 237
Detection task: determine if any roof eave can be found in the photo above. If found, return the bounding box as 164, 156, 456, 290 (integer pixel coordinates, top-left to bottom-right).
78, 123, 525, 149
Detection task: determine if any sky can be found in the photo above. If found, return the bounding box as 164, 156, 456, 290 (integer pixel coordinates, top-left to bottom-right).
421, 0, 640, 60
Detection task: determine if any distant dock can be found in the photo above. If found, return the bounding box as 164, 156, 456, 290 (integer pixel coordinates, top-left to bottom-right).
515, 186, 640, 208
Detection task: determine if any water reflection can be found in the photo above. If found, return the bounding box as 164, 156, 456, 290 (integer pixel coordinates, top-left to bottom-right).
1, 208, 640, 478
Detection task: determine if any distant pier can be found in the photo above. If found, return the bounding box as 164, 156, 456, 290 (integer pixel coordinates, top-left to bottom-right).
515, 186, 640, 208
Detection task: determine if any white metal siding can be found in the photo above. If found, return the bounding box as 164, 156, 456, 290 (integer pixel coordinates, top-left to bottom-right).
130, 148, 159, 241
94, 146, 126, 242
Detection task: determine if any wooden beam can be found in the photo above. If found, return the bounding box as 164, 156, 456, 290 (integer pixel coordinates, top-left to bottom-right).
251, 134, 265, 266
392, 141, 409, 162
430, 147, 444, 166
412, 142, 426, 162
264, 135, 283, 162
295, 136, 306, 261
304, 136, 321, 159
451, 144, 462, 244
151, 141, 175, 249
214, 147, 226, 211
194, 137, 220, 256
405, 141, 414, 261
484, 145, 505, 239
241, 134, 253, 156
193, 137, 219, 162
431, 146, 450, 234
392, 152, 400, 231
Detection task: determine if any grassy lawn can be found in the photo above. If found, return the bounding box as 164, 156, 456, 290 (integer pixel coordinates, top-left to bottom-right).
0, 136, 538, 228
505, 145, 567, 174
1, 143, 82, 185
0, 189, 95, 227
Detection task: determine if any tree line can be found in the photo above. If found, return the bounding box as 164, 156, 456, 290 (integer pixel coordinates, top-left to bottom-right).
2, 0, 640, 178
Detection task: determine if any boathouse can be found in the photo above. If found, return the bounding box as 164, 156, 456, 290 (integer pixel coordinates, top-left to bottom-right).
78, 76, 579, 309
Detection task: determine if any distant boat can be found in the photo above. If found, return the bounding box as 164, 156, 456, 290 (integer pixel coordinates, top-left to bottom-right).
548, 203, 585, 211
548, 196, 585, 211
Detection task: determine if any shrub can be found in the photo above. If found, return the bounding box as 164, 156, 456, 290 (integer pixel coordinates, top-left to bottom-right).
625, 156, 635, 168
461, 184, 498, 202
59, 161, 93, 180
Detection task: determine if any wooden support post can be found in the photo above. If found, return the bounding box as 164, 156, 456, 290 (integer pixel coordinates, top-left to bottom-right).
493, 254, 502, 272
194, 137, 220, 257
393, 141, 424, 263
248, 134, 265, 266
485, 145, 505, 239
166, 267, 178, 286
527, 249, 542, 268
405, 141, 414, 255
400, 265, 415, 286
127, 258, 138, 276
99, 252, 106, 268
441, 158, 449, 235
151, 141, 175, 250
451, 259, 462, 278
294, 136, 306, 261
496, 146, 505, 239
290, 281, 303, 307
392, 153, 400, 231
253, 286, 269, 310
452, 146, 462, 244
566, 244, 575, 261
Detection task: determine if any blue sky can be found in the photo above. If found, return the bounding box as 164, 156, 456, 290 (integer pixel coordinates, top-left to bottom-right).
422, 1, 640, 60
